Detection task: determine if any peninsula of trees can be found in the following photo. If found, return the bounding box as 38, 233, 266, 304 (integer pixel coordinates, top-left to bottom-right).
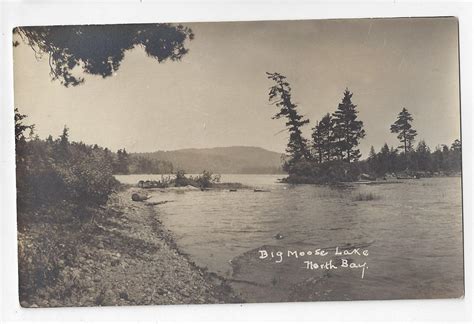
266, 72, 462, 184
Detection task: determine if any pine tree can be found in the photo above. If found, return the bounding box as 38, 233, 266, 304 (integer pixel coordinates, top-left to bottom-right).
378, 143, 391, 175
332, 89, 366, 162
312, 120, 324, 163
368, 145, 377, 172
432, 146, 445, 172
266, 72, 310, 169
389, 146, 399, 173
415, 140, 432, 171
116, 149, 130, 174
369, 146, 376, 159
59, 126, 69, 147
56, 125, 70, 160
311, 113, 335, 163
390, 107, 417, 154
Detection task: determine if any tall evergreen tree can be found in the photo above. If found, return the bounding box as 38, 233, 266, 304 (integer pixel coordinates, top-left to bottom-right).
389, 146, 399, 173
311, 113, 335, 163
59, 126, 69, 147
415, 140, 432, 171
369, 146, 376, 158
103, 147, 115, 168
312, 120, 324, 164
266, 72, 310, 169
332, 89, 366, 162
55, 125, 70, 160
432, 145, 447, 172
390, 107, 417, 154
378, 143, 391, 175
449, 139, 462, 172
116, 148, 130, 174
367, 145, 377, 172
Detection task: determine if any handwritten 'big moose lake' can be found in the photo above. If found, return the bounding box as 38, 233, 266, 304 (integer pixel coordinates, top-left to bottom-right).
116, 174, 463, 302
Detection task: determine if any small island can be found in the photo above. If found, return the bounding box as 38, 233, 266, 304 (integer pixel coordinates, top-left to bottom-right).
265, 72, 461, 185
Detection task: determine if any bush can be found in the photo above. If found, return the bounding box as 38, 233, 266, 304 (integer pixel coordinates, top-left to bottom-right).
16, 134, 119, 217
59, 149, 119, 207
174, 170, 193, 187
173, 170, 221, 188
194, 170, 220, 188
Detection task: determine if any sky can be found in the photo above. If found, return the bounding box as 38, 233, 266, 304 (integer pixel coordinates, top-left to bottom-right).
13, 17, 460, 157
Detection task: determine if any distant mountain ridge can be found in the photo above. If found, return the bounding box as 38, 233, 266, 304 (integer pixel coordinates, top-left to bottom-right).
133, 146, 285, 174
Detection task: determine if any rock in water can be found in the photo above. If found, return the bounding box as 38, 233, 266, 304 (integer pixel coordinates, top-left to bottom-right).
132, 193, 150, 201
274, 233, 284, 240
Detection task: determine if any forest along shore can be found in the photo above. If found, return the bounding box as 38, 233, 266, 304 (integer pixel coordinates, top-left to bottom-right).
18, 187, 242, 307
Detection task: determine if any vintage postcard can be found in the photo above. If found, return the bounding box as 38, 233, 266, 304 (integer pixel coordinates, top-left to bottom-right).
13, 17, 463, 307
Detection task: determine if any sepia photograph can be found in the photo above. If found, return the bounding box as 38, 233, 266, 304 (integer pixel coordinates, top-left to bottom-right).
13, 17, 463, 308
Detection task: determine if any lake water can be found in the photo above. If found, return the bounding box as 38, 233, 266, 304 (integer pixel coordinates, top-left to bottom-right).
115, 174, 464, 302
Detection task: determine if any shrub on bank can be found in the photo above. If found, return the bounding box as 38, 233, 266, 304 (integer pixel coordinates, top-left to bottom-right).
17, 140, 119, 216
194, 170, 221, 188
174, 170, 192, 187
59, 149, 119, 207
174, 170, 221, 188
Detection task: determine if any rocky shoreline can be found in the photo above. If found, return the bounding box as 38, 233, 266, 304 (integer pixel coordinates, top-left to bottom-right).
19, 187, 243, 307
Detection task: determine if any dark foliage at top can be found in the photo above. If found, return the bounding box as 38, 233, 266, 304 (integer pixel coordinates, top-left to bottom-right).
14, 24, 194, 86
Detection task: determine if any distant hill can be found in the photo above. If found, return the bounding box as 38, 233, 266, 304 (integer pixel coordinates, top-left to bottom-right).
133, 146, 286, 174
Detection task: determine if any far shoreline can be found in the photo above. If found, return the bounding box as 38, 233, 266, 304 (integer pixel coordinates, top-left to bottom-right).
116, 172, 462, 189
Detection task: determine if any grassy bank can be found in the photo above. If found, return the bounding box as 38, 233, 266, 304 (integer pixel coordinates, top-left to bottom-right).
18, 187, 242, 307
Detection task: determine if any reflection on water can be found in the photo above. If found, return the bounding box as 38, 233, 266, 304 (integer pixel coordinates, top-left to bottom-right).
116, 174, 464, 302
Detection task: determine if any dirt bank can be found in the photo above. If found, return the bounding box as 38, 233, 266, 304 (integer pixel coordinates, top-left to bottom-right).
18, 187, 243, 307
